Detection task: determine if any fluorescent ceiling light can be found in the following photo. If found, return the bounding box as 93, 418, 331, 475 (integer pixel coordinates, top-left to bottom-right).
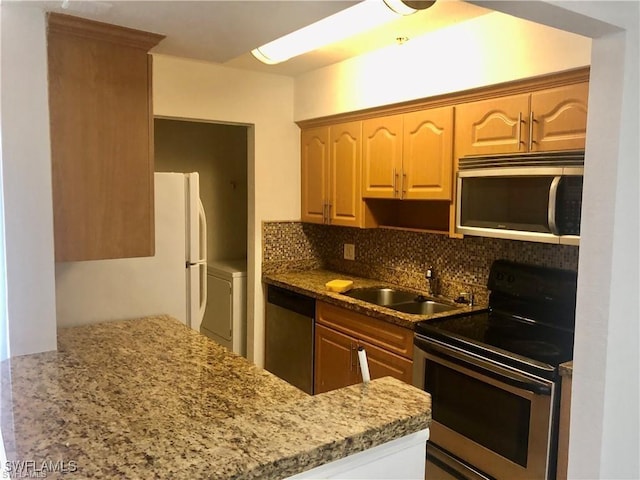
251, 0, 435, 65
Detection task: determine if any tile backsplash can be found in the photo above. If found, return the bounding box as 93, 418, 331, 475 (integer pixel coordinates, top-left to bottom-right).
262, 222, 579, 306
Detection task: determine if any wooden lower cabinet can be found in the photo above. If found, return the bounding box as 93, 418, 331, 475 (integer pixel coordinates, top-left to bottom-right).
363, 338, 413, 384
314, 301, 413, 394
315, 324, 355, 394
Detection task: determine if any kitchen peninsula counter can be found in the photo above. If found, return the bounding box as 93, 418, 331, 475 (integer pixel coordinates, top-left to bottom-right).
2, 316, 431, 479
263, 268, 485, 329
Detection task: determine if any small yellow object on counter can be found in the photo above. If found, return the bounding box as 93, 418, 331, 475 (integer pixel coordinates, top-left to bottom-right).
325, 279, 354, 293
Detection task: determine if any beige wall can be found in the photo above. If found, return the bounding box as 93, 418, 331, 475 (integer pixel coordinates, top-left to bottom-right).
152, 54, 300, 365
294, 11, 592, 120
155, 118, 248, 262
0, 5, 57, 356
0, 2, 637, 477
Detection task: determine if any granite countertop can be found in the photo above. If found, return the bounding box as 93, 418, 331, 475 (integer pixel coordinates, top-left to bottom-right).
2, 316, 431, 480
559, 361, 573, 377
263, 268, 486, 330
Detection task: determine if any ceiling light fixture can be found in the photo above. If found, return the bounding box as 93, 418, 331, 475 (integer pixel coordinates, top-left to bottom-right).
251, 0, 435, 65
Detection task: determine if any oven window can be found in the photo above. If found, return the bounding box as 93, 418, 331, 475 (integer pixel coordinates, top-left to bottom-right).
426, 360, 531, 467
460, 176, 552, 232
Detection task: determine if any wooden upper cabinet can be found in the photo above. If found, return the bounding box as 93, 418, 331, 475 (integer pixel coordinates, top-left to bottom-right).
362, 108, 454, 201
454, 93, 530, 157
403, 107, 454, 200
362, 115, 403, 199
455, 82, 589, 157
47, 13, 164, 261
301, 127, 329, 224
530, 82, 589, 152
301, 122, 366, 227
328, 122, 363, 227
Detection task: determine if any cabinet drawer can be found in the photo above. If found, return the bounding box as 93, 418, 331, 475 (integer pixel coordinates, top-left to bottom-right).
360, 338, 413, 385
317, 301, 413, 359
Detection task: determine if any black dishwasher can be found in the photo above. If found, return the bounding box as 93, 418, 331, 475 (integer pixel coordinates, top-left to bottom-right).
265, 285, 315, 395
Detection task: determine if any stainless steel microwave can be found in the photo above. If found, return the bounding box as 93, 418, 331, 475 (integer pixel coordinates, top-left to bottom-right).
456, 151, 584, 245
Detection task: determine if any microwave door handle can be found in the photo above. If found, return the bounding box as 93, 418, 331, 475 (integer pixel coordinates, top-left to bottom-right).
548, 176, 561, 235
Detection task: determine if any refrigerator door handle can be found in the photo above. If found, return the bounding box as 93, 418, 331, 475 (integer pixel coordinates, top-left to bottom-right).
198, 199, 207, 263
198, 261, 208, 329
187, 263, 206, 332
197, 199, 207, 327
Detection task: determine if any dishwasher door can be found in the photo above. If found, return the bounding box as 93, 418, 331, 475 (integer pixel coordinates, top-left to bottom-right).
265, 285, 315, 395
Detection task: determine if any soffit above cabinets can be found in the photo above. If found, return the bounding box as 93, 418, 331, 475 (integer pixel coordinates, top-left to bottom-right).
20, 0, 491, 77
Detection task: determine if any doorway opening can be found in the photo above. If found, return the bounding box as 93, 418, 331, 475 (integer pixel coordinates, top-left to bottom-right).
154, 117, 250, 356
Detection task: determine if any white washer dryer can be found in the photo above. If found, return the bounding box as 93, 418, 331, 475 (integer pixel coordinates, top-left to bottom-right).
200, 259, 247, 356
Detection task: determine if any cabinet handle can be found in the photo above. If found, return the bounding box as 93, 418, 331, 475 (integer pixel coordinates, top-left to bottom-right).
529, 110, 535, 151
393, 168, 399, 197
402, 170, 407, 198
322, 203, 327, 223
327, 203, 332, 225
350, 342, 358, 371
517, 112, 523, 151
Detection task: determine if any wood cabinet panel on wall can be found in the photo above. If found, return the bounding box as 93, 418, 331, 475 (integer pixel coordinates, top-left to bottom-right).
403, 107, 454, 200
455, 82, 589, 157
329, 122, 363, 227
301, 122, 368, 227
362, 114, 403, 199
530, 82, 589, 152
454, 93, 530, 157
47, 13, 164, 261
362, 107, 453, 201
301, 127, 329, 224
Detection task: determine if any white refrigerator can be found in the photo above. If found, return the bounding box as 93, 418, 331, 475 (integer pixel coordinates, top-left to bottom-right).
55, 172, 208, 330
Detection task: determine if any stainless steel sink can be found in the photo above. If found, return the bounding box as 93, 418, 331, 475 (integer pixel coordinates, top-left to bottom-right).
343, 287, 458, 315
343, 287, 416, 306
387, 301, 457, 315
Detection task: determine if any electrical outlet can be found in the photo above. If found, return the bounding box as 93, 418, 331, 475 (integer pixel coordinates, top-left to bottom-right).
344, 243, 355, 261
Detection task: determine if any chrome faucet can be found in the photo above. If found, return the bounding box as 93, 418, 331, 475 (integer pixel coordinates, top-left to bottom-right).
426, 266, 438, 296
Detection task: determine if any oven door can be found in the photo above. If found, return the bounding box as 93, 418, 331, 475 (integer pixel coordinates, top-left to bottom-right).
414, 334, 556, 480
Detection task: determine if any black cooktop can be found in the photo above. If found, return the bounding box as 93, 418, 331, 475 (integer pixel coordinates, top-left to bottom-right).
415, 311, 575, 380
415, 260, 577, 380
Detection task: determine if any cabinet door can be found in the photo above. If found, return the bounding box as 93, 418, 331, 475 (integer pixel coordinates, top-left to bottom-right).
530, 83, 589, 152
454, 94, 529, 157
362, 115, 403, 199
316, 301, 413, 360
314, 324, 357, 394
301, 127, 329, 224
48, 14, 163, 261
403, 107, 454, 200
328, 122, 363, 227
357, 340, 413, 385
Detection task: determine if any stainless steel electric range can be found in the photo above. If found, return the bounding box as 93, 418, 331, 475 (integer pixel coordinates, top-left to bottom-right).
413, 259, 577, 480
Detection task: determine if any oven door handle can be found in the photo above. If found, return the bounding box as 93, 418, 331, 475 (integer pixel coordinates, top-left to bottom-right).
415, 336, 552, 396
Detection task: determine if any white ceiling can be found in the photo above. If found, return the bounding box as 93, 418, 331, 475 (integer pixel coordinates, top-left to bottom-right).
17, 0, 492, 76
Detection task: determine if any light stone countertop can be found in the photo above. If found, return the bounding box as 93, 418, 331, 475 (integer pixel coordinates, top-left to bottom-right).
559, 361, 573, 377
263, 268, 486, 330
1, 315, 431, 479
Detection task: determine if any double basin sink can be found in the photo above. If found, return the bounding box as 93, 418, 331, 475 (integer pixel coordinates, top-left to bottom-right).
342, 287, 458, 315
